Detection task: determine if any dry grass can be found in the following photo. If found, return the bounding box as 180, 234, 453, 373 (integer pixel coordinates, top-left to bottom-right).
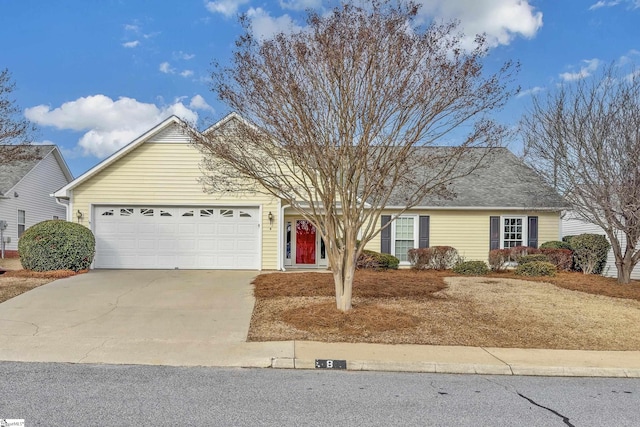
248, 269, 640, 350
0, 257, 85, 304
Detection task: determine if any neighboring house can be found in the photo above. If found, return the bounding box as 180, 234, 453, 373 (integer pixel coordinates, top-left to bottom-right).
54, 114, 567, 270
562, 211, 640, 280
0, 145, 73, 257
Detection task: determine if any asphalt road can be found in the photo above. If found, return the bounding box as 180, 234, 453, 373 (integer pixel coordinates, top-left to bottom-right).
0, 362, 639, 426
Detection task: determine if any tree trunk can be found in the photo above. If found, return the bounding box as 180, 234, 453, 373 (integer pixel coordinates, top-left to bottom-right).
331, 243, 357, 312
616, 258, 634, 284
333, 263, 355, 311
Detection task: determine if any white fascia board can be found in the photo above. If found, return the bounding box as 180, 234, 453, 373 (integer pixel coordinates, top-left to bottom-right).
53, 115, 188, 198
202, 111, 258, 135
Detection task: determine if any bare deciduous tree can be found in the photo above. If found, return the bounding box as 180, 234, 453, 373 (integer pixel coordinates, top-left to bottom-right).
0, 68, 37, 165
521, 65, 640, 284
190, 1, 518, 311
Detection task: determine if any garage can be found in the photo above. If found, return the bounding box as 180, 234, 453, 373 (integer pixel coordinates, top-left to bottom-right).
93, 206, 261, 269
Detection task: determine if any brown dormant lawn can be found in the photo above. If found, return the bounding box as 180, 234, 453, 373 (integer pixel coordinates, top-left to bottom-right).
0, 258, 81, 304
248, 270, 640, 351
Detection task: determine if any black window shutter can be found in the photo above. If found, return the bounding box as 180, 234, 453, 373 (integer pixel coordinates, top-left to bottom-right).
419, 216, 430, 248
528, 216, 539, 248
490, 216, 500, 250
381, 215, 391, 254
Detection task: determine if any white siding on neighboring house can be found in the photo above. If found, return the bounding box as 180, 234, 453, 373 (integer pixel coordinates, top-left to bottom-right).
562, 211, 640, 280
0, 151, 71, 251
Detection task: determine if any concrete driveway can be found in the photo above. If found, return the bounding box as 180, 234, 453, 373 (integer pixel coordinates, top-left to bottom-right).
0, 270, 292, 367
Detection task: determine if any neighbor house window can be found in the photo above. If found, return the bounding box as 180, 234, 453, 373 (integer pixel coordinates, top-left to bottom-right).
17, 210, 25, 238
502, 216, 525, 248
393, 216, 417, 262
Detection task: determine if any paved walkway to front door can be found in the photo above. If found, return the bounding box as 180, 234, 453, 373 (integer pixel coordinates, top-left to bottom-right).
0, 270, 291, 366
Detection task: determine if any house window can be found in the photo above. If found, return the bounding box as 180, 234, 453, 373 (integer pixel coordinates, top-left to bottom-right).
393, 216, 417, 262
17, 210, 25, 238
502, 216, 526, 248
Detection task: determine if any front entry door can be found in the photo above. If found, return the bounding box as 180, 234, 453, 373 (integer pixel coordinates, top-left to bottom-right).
296, 220, 316, 264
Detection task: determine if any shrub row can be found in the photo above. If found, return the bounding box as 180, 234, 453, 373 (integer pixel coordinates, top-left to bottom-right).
407, 246, 459, 270
356, 250, 399, 270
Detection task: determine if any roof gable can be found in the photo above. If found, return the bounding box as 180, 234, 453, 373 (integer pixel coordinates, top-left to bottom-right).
0, 145, 72, 195
54, 115, 187, 198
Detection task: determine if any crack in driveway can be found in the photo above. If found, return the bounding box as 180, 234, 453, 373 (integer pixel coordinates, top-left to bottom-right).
77, 338, 111, 363
0, 318, 40, 336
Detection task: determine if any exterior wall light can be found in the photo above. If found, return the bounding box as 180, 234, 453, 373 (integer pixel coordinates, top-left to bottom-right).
268, 211, 274, 229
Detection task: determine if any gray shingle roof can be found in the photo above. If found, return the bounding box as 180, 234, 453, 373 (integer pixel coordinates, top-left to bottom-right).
0, 145, 55, 195
387, 147, 567, 209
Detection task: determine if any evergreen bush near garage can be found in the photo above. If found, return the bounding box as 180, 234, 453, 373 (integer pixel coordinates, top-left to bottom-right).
18, 220, 95, 272
515, 261, 556, 277
570, 233, 610, 275
356, 250, 399, 270
452, 260, 489, 275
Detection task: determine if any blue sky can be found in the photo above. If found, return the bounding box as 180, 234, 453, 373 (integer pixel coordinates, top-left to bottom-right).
1, 0, 639, 177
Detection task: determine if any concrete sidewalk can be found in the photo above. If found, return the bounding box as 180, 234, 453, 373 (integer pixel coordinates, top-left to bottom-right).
269, 341, 640, 377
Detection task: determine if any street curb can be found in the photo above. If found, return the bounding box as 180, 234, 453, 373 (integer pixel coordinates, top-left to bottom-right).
270, 358, 640, 377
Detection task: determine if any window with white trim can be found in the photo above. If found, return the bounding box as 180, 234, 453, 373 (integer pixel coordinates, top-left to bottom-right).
392, 216, 418, 262
502, 216, 526, 248
17, 209, 25, 238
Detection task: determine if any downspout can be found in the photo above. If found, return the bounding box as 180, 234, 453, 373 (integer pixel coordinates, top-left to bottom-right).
53, 195, 70, 221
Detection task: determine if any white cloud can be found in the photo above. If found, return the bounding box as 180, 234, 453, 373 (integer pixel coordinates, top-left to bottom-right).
517, 86, 545, 98
189, 95, 215, 112
589, 1, 620, 9
124, 23, 139, 31
24, 95, 198, 158
180, 70, 194, 78
279, 0, 322, 11
174, 51, 195, 60
246, 7, 302, 41
159, 62, 174, 74
416, 0, 543, 49
620, 49, 640, 65
589, 0, 640, 9
559, 59, 601, 82
205, 0, 250, 18
122, 40, 140, 48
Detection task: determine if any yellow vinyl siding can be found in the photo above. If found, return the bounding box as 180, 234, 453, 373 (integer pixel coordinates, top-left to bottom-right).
365, 210, 561, 262
72, 142, 279, 269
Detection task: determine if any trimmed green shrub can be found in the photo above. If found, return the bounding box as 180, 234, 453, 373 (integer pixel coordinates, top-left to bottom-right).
488, 249, 513, 272
515, 261, 556, 277
540, 240, 572, 250
562, 235, 577, 244
18, 220, 95, 272
540, 248, 573, 271
408, 246, 459, 270
516, 254, 550, 264
357, 250, 399, 270
571, 234, 610, 275
452, 260, 489, 275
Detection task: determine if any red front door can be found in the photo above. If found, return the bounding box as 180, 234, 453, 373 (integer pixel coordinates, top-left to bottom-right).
296, 220, 316, 264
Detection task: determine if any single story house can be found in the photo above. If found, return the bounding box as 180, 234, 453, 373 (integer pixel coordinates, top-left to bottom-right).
1, 145, 73, 257
562, 211, 640, 280
54, 114, 567, 270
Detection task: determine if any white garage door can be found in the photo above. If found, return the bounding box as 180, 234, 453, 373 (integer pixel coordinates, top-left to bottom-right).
93, 206, 260, 269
